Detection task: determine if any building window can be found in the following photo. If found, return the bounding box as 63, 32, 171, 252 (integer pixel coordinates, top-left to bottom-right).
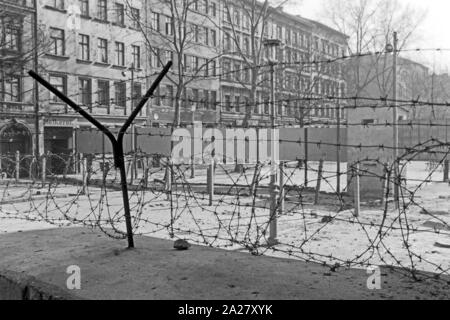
49, 75, 66, 103
79, 78, 92, 109
3, 76, 21, 102
49, 28, 64, 56
97, 0, 107, 21
79, 0, 89, 16
115, 2, 125, 25
132, 83, 142, 108
130, 7, 140, 29
132, 45, 141, 68
114, 82, 126, 107
165, 16, 173, 35
50, 0, 64, 10
210, 29, 217, 46
209, 2, 216, 17
115, 42, 125, 66
210, 91, 217, 110
78, 34, 90, 61
5, 26, 20, 52
98, 38, 108, 63
224, 95, 231, 112
235, 96, 240, 113
97, 80, 110, 107
165, 85, 174, 107
151, 12, 160, 31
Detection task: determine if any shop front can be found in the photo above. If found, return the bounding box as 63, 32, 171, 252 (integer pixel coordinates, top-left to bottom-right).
0, 121, 33, 178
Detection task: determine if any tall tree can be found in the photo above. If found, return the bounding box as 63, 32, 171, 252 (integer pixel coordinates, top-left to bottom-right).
125, 0, 222, 128
319, 0, 426, 98
219, 0, 292, 127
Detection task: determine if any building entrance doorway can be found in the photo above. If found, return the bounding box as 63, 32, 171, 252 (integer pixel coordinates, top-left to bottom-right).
0, 122, 33, 178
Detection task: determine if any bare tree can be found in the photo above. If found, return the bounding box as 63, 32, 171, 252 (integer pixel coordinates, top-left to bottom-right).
125, 0, 222, 128
219, 0, 292, 127
319, 0, 427, 98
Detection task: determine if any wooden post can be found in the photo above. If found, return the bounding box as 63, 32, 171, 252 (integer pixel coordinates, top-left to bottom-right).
354, 163, 360, 217
42, 154, 47, 185
336, 101, 341, 195
279, 161, 285, 216
314, 159, 324, 205
381, 166, 388, 206
208, 160, 215, 206
304, 128, 309, 187
165, 160, 172, 201
82, 157, 88, 195
78, 153, 83, 175
15, 151, 20, 181
444, 160, 449, 182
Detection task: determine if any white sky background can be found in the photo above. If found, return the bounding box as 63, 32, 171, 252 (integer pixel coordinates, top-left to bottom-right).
286, 0, 450, 73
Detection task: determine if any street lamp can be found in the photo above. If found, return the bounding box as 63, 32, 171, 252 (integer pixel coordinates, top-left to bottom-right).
263, 38, 281, 246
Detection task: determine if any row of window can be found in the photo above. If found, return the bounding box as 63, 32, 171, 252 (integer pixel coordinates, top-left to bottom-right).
223, 92, 344, 119
48, 0, 140, 29
49, 28, 141, 68
49, 75, 141, 110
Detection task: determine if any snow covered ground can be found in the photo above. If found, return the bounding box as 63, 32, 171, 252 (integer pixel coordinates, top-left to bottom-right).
1, 161, 450, 276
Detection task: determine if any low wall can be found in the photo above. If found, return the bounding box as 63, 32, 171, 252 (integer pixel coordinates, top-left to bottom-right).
0, 270, 81, 300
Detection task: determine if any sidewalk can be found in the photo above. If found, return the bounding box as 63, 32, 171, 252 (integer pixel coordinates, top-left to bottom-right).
0, 228, 449, 300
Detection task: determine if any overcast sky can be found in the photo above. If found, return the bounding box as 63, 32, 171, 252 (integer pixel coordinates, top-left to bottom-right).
286, 0, 450, 72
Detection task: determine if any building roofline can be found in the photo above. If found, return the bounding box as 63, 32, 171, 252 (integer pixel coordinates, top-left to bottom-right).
303, 19, 349, 39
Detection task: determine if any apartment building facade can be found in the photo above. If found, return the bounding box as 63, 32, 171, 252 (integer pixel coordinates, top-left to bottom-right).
37, 0, 148, 157
144, 0, 221, 128
1, 0, 349, 163
0, 0, 38, 163
220, 2, 348, 128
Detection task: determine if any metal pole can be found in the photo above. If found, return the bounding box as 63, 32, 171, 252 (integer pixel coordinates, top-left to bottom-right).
393, 32, 400, 209
304, 127, 309, 187
15, 151, 20, 181
33, 0, 40, 170
269, 61, 278, 246
191, 106, 195, 179
208, 159, 215, 206
354, 163, 360, 217
336, 101, 341, 195
279, 161, 285, 216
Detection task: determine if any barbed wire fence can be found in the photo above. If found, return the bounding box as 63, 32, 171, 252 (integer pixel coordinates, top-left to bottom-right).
2, 48, 450, 282
2, 131, 450, 281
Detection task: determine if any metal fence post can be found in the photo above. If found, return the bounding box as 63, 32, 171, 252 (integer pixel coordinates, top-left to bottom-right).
315, 159, 324, 205
444, 159, 449, 182
279, 161, 285, 216
42, 154, 46, 185
208, 159, 215, 206
29, 61, 172, 249
15, 151, 20, 181
354, 163, 361, 217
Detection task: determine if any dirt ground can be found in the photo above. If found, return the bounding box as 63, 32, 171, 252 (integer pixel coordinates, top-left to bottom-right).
0, 228, 449, 300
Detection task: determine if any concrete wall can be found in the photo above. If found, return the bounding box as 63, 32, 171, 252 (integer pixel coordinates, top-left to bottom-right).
0, 270, 80, 300
347, 126, 393, 200
280, 127, 347, 162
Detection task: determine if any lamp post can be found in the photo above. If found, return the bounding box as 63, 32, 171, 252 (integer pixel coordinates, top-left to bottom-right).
386, 32, 399, 209
263, 38, 281, 246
